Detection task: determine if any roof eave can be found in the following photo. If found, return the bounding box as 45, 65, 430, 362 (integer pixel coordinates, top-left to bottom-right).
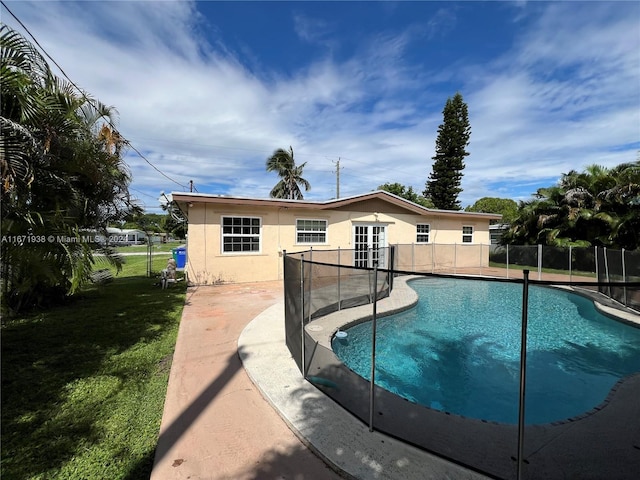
170, 191, 502, 220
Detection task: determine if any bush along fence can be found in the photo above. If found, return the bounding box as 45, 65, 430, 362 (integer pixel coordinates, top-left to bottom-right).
283, 245, 640, 480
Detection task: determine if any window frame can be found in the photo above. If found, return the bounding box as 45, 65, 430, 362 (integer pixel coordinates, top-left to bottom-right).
295, 218, 328, 245
462, 225, 474, 243
220, 215, 262, 254
416, 223, 430, 244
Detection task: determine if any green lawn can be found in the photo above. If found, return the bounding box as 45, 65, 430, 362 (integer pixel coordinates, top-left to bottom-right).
1, 256, 186, 480
113, 240, 185, 254
488, 261, 597, 278
113, 250, 185, 276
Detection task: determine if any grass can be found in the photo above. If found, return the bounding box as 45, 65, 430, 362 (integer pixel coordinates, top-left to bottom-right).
93, 251, 186, 280
113, 240, 185, 254
1, 255, 187, 480
488, 261, 597, 278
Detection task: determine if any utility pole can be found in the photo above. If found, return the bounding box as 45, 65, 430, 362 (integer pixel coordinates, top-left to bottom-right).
189, 180, 194, 192
333, 158, 342, 198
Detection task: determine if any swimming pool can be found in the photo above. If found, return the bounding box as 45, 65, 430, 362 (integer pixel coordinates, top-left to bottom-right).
332, 277, 640, 425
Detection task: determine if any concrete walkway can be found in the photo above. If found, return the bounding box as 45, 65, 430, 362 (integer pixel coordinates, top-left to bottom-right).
151, 282, 342, 480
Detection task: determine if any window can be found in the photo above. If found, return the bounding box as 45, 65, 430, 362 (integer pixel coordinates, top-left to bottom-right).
416, 223, 430, 243
462, 225, 473, 243
222, 216, 261, 253
296, 219, 327, 244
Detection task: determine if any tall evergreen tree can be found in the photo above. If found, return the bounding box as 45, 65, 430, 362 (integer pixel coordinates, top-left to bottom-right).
424, 92, 470, 210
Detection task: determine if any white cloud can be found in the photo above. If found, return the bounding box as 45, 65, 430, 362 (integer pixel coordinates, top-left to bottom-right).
425, 7, 458, 39
460, 1, 639, 202
292, 12, 335, 48
3, 1, 638, 212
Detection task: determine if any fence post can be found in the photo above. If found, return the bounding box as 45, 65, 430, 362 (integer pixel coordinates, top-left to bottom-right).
569, 245, 573, 283
282, 249, 287, 285
454, 242, 457, 275
412, 242, 415, 271
369, 263, 379, 433
622, 248, 627, 306
308, 248, 313, 326
595, 246, 599, 289
537, 244, 542, 280
517, 270, 530, 480
604, 247, 611, 298
368, 247, 373, 303
147, 238, 152, 277
388, 245, 395, 291
507, 244, 510, 279
431, 242, 435, 273
392, 245, 397, 290
480, 243, 483, 276
337, 246, 342, 311
300, 254, 306, 378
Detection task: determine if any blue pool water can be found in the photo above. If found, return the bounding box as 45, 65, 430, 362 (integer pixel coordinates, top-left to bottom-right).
332, 278, 640, 425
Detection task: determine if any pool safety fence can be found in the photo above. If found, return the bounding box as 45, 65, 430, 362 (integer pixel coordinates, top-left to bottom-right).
283, 246, 640, 480
391, 243, 638, 310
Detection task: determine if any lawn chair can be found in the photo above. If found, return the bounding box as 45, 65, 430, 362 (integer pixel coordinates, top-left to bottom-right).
161, 258, 177, 289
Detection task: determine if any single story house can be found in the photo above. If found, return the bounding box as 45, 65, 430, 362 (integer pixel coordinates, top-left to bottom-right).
172, 190, 501, 285
94, 227, 147, 245
148, 232, 172, 244
489, 223, 510, 245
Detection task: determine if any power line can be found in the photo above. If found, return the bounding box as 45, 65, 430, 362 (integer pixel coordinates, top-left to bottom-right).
127, 134, 357, 164
124, 136, 427, 187
1, 1, 189, 191
129, 188, 159, 200
123, 140, 189, 189
2, 4, 424, 197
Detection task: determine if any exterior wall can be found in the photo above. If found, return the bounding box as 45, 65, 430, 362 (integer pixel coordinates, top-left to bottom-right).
185, 201, 494, 285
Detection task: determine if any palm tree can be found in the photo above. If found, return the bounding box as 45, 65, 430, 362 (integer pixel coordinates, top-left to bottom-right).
597, 161, 640, 249
265, 146, 310, 200
1, 24, 50, 199
503, 161, 640, 249
1, 25, 134, 312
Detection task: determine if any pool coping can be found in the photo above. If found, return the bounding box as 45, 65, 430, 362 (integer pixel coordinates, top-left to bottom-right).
560, 285, 640, 327
304, 275, 421, 350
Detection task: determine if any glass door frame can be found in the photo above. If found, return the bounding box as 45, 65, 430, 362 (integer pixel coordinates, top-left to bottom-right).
352, 223, 388, 268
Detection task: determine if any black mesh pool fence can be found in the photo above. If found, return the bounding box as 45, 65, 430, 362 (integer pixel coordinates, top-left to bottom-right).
283, 247, 640, 479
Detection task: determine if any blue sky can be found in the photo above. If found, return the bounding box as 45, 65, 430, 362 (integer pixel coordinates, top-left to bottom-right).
3, 1, 639, 213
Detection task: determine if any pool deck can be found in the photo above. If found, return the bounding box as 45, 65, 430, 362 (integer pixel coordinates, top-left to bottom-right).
152, 277, 640, 480
239, 281, 494, 480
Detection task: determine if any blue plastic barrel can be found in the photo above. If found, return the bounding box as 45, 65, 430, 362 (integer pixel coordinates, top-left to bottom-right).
172, 247, 187, 268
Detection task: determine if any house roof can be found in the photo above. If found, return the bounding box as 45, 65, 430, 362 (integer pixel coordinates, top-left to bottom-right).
106, 227, 146, 235
171, 190, 502, 221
